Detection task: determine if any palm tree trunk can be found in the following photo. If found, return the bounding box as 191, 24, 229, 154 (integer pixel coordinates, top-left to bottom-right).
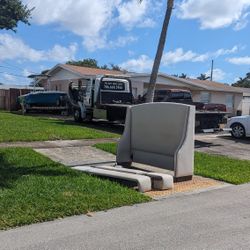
145, 0, 174, 103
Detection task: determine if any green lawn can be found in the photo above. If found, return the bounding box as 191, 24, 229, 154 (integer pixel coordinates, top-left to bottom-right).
0, 112, 118, 142
0, 148, 150, 230
94, 142, 250, 185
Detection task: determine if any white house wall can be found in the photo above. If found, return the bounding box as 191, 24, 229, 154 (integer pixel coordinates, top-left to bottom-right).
130, 80, 144, 97
242, 97, 250, 115
50, 69, 81, 81
234, 94, 243, 114
192, 91, 242, 115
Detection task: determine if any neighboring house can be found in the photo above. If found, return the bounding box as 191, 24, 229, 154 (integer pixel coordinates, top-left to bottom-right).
37, 64, 247, 116
239, 88, 250, 116
0, 85, 44, 111
36, 64, 124, 92
129, 73, 244, 116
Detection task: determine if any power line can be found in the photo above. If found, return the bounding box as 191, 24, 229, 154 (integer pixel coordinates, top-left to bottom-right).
0, 62, 36, 74
0, 71, 29, 79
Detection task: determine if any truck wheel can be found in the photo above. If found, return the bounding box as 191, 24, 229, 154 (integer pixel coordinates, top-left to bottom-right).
74, 109, 82, 122
231, 123, 245, 139
84, 113, 93, 122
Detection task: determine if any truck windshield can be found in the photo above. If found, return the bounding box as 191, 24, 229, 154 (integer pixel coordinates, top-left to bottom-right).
100, 81, 125, 91
99, 79, 132, 104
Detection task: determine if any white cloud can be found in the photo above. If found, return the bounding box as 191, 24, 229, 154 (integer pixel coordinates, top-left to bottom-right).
46, 44, 78, 62
128, 50, 135, 57
213, 46, 239, 57
162, 46, 239, 65
177, 0, 250, 30
234, 12, 250, 30
138, 18, 156, 28
117, 0, 151, 29
83, 34, 137, 52
2, 73, 16, 82
120, 55, 153, 72
0, 34, 77, 62
22, 69, 33, 77
24, 0, 119, 36
24, 0, 155, 51
227, 56, 250, 64
120, 45, 240, 72
162, 48, 209, 65
109, 35, 138, 48
205, 68, 226, 81
0, 34, 43, 62
0, 73, 29, 85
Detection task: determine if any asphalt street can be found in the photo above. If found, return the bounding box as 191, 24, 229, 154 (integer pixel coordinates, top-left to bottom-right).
195, 133, 250, 161
1, 184, 250, 250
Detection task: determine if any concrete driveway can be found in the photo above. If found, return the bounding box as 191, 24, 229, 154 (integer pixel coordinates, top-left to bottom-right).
195, 133, 250, 161
1, 183, 250, 250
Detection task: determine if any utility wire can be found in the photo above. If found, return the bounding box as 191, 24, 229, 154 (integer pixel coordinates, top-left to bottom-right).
0, 63, 36, 74
0, 71, 29, 79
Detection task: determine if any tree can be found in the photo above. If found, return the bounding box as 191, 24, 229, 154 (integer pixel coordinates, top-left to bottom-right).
110, 63, 122, 71
100, 64, 108, 70
0, 0, 33, 32
140, 0, 174, 102
232, 72, 250, 88
197, 74, 210, 80
179, 73, 187, 79
66, 58, 99, 68
66, 59, 124, 72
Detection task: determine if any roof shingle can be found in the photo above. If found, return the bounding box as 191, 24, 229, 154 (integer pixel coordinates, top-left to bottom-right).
62, 64, 124, 76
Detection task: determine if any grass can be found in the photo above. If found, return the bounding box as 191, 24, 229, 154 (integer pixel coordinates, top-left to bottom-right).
0, 112, 118, 142
0, 147, 150, 230
94, 142, 250, 185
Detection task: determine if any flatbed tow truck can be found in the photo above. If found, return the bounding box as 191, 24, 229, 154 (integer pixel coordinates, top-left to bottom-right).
68, 75, 228, 131
69, 75, 133, 123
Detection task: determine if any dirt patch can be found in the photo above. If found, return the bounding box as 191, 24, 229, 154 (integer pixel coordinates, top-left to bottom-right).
146, 176, 223, 198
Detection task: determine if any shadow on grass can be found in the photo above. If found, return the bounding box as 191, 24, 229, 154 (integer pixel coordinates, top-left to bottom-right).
51, 119, 124, 135
0, 153, 78, 189
8, 111, 124, 135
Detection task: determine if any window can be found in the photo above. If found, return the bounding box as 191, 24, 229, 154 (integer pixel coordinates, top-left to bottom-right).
226, 94, 234, 108
170, 92, 184, 99
200, 92, 211, 103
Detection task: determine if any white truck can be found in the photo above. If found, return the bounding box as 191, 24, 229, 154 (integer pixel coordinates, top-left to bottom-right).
69, 75, 228, 131
68, 75, 133, 122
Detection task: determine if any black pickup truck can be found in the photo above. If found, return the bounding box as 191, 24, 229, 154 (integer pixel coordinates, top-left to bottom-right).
140, 89, 227, 130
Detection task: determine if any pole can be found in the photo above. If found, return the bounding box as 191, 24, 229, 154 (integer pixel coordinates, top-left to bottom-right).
210, 60, 214, 81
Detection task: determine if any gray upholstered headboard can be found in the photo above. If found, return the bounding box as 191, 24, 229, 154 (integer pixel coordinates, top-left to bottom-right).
117, 102, 195, 178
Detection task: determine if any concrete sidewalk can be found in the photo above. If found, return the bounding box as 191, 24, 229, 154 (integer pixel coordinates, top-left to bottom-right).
0, 138, 118, 149
35, 146, 116, 166
1, 183, 250, 250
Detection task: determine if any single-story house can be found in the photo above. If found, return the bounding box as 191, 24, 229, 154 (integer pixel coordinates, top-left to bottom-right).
240, 88, 250, 115
36, 64, 249, 116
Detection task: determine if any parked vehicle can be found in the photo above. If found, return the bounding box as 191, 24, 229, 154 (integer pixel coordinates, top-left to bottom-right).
18, 91, 68, 114
69, 78, 227, 131
226, 115, 250, 138
139, 89, 228, 130
68, 75, 133, 122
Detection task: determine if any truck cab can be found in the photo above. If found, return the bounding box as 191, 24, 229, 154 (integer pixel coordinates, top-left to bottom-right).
69, 75, 133, 122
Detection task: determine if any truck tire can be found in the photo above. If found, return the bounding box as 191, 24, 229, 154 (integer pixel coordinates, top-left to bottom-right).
74, 109, 82, 122
231, 123, 245, 139
84, 112, 93, 122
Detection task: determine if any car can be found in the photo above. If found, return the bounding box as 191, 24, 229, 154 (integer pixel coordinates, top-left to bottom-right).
226, 115, 250, 138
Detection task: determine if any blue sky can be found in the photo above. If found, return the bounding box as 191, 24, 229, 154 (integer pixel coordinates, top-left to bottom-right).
1, 0, 250, 85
